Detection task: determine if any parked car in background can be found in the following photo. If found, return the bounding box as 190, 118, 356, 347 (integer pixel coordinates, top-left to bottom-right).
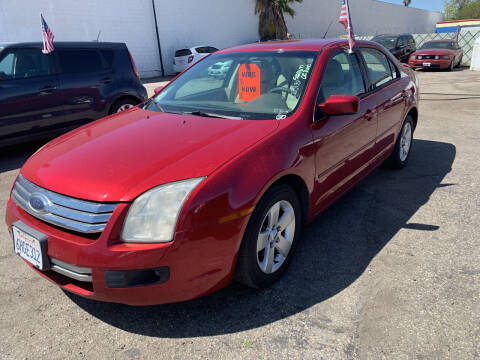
371, 34, 416, 62
173, 45, 218, 74
207, 60, 233, 78
6, 39, 419, 305
408, 40, 463, 71
0, 42, 147, 147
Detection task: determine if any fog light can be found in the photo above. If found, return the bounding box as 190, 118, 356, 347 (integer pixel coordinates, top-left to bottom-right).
105, 267, 170, 288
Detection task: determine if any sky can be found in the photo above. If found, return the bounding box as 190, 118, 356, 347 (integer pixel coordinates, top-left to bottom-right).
381, 0, 445, 12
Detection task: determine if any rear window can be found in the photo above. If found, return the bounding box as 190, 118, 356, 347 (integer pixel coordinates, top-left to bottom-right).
57, 49, 104, 74
175, 49, 192, 57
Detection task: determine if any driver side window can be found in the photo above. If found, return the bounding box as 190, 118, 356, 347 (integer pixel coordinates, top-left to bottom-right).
317, 51, 365, 104
0, 49, 51, 80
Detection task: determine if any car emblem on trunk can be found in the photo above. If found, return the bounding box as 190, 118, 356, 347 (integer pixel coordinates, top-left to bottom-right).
28, 193, 51, 214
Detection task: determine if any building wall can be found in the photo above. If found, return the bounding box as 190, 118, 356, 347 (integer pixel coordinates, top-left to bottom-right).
0, 0, 162, 77
0, 0, 443, 77
287, 0, 443, 39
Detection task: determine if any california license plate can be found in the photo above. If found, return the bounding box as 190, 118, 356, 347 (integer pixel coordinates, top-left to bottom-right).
12, 223, 48, 270
423, 62, 431, 67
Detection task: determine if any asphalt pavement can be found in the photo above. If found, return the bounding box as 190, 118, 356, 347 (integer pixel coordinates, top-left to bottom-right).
0, 68, 479, 359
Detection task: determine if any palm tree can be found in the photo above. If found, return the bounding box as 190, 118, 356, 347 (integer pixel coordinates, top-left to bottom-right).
255, 0, 303, 41
403, 0, 411, 6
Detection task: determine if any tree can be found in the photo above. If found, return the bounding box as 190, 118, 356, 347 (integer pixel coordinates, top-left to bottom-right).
403, 0, 411, 6
443, 0, 476, 20
457, 0, 480, 18
255, 0, 303, 41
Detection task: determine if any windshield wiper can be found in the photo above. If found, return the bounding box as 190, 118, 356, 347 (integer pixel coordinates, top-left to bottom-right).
184, 110, 243, 120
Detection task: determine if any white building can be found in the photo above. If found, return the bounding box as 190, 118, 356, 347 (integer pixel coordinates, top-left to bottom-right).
0, 0, 443, 77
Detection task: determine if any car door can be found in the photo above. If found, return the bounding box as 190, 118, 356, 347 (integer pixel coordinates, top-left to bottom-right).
311, 49, 377, 208
358, 47, 407, 157
55, 47, 113, 126
0, 47, 64, 144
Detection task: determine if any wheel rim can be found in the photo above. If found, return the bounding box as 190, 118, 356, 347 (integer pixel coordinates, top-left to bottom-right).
399, 122, 412, 162
117, 104, 134, 112
256, 200, 295, 274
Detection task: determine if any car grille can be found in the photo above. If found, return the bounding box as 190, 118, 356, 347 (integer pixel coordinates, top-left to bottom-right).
418, 55, 439, 60
12, 174, 118, 234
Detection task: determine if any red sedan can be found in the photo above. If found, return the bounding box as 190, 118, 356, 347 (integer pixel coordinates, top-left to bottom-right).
408, 40, 463, 71
6, 39, 419, 305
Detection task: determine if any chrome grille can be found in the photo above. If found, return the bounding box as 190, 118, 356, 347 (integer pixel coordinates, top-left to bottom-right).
12, 174, 117, 233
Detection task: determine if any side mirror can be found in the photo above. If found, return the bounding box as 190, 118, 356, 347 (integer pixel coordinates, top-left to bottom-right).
154, 86, 164, 95
319, 95, 359, 116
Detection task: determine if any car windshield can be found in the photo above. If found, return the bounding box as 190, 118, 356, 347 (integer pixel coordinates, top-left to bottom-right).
421, 41, 454, 50
145, 51, 318, 120
372, 36, 397, 49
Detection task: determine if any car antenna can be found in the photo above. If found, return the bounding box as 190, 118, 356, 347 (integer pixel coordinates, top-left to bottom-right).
322, 20, 333, 39
95, 30, 101, 42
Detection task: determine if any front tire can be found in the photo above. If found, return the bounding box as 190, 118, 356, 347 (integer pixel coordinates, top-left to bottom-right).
234, 184, 302, 288
455, 55, 463, 68
448, 60, 455, 72
386, 116, 414, 169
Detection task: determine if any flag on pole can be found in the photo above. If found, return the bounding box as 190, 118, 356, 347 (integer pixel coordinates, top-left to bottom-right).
339, 0, 355, 53
41, 14, 54, 54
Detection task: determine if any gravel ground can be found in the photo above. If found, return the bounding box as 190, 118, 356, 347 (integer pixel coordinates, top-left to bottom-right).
0, 69, 479, 359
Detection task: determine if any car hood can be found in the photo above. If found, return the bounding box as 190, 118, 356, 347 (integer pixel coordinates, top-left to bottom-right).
21, 107, 279, 202
414, 49, 455, 56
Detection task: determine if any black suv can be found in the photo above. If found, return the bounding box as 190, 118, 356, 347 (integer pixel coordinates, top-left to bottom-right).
0, 42, 147, 146
371, 34, 416, 62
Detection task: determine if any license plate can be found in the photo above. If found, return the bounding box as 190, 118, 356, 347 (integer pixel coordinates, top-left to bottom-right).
423, 62, 431, 67
12, 223, 48, 270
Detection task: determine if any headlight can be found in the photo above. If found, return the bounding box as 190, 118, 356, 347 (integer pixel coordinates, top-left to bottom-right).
410, 55, 416, 60
441, 55, 450, 60
417, 56, 423, 60
435, 55, 440, 60
121, 178, 205, 243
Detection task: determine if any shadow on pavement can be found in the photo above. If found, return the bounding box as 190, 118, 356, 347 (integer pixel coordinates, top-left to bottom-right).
64, 139, 455, 337
0, 141, 47, 174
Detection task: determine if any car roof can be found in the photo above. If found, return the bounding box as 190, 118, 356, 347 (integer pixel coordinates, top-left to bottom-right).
217, 39, 358, 53
0, 41, 125, 49
217, 39, 382, 54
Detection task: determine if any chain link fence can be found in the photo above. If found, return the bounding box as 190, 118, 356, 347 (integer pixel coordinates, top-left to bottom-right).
358, 30, 480, 66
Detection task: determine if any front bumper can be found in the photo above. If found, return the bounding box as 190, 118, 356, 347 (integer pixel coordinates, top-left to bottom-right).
6, 198, 248, 305
408, 58, 451, 69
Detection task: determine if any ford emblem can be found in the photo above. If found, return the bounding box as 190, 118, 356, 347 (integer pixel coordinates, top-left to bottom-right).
29, 193, 50, 213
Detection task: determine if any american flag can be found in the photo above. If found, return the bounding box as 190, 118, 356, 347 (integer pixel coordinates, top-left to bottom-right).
339, 0, 355, 53
41, 14, 54, 54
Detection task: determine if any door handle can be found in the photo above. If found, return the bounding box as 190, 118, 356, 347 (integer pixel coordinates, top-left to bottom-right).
101, 77, 112, 84
364, 109, 376, 121
38, 85, 56, 95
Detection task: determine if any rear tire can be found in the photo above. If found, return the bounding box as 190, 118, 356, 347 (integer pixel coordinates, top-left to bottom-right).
110, 97, 139, 114
234, 184, 302, 288
386, 116, 414, 169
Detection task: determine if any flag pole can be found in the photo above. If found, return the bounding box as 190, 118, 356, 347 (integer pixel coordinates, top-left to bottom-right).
346, 0, 353, 54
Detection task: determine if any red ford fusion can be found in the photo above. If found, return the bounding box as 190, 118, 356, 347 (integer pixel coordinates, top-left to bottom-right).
6, 39, 419, 305
408, 40, 463, 71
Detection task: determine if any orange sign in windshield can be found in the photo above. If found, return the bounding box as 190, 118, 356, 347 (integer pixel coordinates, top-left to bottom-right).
238, 64, 261, 101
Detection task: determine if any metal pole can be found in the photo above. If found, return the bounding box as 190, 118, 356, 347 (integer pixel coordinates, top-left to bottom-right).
152, 0, 165, 77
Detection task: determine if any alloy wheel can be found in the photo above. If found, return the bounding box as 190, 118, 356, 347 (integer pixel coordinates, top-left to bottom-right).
256, 200, 295, 274
399, 122, 412, 162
